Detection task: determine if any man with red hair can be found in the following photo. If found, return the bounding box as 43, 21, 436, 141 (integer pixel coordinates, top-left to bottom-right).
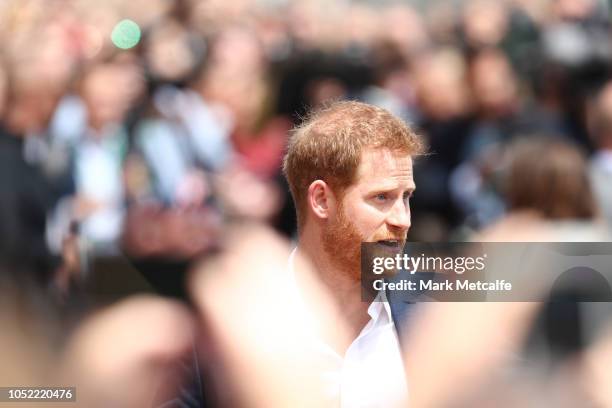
283, 100, 424, 406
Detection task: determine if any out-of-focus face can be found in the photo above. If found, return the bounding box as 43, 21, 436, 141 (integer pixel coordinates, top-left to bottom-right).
201, 27, 267, 131
146, 21, 197, 82
414, 50, 471, 120
82, 66, 125, 131
345, 4, 380, 48
596, 83, 612, 119
381, 4, 428, 54
471, 51, 517, 117
554, 0, 596, 21
82, 60, 144, 132
591, 82, 612, 147
463, 0, 509, 47
322, 148, 415, 280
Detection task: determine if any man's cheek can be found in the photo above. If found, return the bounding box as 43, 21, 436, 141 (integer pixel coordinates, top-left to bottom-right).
360, 215, 386, 239
368, 225, 391, 242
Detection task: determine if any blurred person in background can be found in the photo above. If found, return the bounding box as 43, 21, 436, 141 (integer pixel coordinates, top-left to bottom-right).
477, 136, 608, 241
200, 26, 293, 231
409, 47, 473, 241
449, 48, 568, 231
131, 21, 286, 231
473, 136, 612, 402
360, 40, 417, 125
380, 4, 429, 59
42, 54, 147, 299
130, 15, 225, 210
461, 0, 511, 50
588, 80, 612, 230
466, 48, 567, 157
70, 57, 144, 255
540, 0, 612, 150
121, 17, 225, 295
0, 40, 74, 287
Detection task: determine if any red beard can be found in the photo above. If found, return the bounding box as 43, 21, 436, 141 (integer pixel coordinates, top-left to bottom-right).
322, 203, 408, 282
322, 202, 364, 282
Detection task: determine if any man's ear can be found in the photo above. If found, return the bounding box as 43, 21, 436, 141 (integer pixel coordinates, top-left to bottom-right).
307, 180, 335, 221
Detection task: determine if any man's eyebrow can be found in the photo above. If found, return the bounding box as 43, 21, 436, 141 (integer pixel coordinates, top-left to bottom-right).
403, 188, 415, 198
367, 185, 416, 193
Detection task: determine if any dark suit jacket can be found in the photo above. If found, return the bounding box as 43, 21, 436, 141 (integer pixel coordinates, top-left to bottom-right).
0, 130, 62, 283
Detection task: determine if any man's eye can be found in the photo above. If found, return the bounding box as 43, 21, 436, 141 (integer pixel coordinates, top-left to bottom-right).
375, 193, 388, 201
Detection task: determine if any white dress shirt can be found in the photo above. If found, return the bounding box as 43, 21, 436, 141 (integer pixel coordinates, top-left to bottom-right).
288, 248, 408, 408
75, 126, 126, 249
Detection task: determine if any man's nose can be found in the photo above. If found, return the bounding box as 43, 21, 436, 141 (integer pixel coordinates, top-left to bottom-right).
387, 199, 411, 231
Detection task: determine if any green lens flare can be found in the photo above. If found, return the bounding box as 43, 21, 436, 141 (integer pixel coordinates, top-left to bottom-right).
111, 19, 141, 50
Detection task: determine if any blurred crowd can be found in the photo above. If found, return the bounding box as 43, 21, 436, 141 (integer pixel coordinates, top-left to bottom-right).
1, 0, 612, 406
1, 0, 612, 286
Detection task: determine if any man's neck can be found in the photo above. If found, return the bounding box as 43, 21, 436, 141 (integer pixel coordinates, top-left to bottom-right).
296, 230, 371, 346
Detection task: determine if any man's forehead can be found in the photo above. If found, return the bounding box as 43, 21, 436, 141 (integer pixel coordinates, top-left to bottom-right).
356, 148, 414, 182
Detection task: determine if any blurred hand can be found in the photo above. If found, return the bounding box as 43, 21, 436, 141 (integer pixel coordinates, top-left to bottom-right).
175, 169, 210, 209
402, 302, 539, 407
583, 323, 612, 407
215, 165, 282, 220
73, 195, 105, 220
189, 224, 351, 407
62, 296, 195, 408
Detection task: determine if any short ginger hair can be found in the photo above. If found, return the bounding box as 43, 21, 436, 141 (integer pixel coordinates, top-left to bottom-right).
283, 100, 425, 228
